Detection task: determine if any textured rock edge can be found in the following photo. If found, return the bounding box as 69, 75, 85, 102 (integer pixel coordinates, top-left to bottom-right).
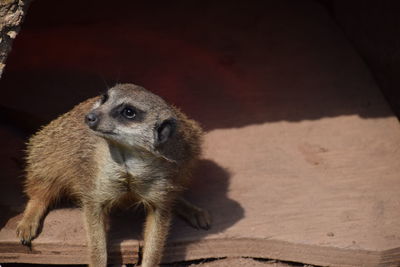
0, 0, 31, 78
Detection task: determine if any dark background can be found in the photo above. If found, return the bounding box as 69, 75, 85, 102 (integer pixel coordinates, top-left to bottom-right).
1, 0, 400, 135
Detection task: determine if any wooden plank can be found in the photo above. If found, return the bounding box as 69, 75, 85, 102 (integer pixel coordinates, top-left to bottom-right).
163, 239, 382, 267
162, 115, 400, 266
1, 1, 400, 266
0, 207, 140, 264
184, 257, 294, 267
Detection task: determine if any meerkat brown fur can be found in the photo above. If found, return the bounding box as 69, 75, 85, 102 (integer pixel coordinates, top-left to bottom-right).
16, 84, 211, 267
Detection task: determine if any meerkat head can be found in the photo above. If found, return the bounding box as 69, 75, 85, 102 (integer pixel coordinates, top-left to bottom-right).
85, 84, 178, 161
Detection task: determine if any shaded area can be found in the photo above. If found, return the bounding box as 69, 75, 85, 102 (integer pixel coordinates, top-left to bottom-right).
0, 0, 393, 134
0, 125, 25, 231
332, 1, 400, 119
164, 160, 244, 262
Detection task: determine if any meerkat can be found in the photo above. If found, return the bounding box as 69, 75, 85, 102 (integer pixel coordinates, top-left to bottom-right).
16, 83, 211, 267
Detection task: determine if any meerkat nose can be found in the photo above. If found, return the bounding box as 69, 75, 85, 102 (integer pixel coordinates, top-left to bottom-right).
85, 112, 99, 128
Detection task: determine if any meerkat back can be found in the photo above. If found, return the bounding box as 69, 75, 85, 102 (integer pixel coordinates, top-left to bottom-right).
17, 98, 99, 243
26, 99, 99, 193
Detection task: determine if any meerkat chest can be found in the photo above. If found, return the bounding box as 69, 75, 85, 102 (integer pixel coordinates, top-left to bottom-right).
98, 144, 172, 197
123, 153, 159, 178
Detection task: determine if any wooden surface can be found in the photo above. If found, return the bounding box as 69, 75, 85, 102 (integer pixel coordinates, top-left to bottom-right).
186, 257, 293, 267
1, 1, 400, 266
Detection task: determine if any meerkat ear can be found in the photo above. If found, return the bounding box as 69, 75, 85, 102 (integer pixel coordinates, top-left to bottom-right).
156, 119, 176, 146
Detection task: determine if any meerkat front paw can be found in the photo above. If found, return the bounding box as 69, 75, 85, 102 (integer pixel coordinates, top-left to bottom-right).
16, 218, 40, 245
175, 198, 212, 230
186, 207, 212, 230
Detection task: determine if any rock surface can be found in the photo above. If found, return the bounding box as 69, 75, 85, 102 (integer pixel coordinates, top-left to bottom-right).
0, 0, 30, 78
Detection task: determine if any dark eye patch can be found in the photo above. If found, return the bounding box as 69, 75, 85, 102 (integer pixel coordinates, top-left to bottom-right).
110, 103, 145, 123
121, 107, 136, 119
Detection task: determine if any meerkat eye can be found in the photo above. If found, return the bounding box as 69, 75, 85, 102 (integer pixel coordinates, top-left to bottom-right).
121, 107, 136, 119
100, 93, 109, 104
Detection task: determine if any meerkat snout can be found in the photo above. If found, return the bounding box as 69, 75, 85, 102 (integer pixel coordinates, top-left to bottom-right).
85, 112, 99, 129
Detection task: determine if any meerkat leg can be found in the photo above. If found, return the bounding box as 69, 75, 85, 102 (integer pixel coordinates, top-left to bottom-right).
83, 202, 108, 267
16, 198, 50, 245
174, 197, 211, 230
16, 180, 61, 245
141, 205, 172, 267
